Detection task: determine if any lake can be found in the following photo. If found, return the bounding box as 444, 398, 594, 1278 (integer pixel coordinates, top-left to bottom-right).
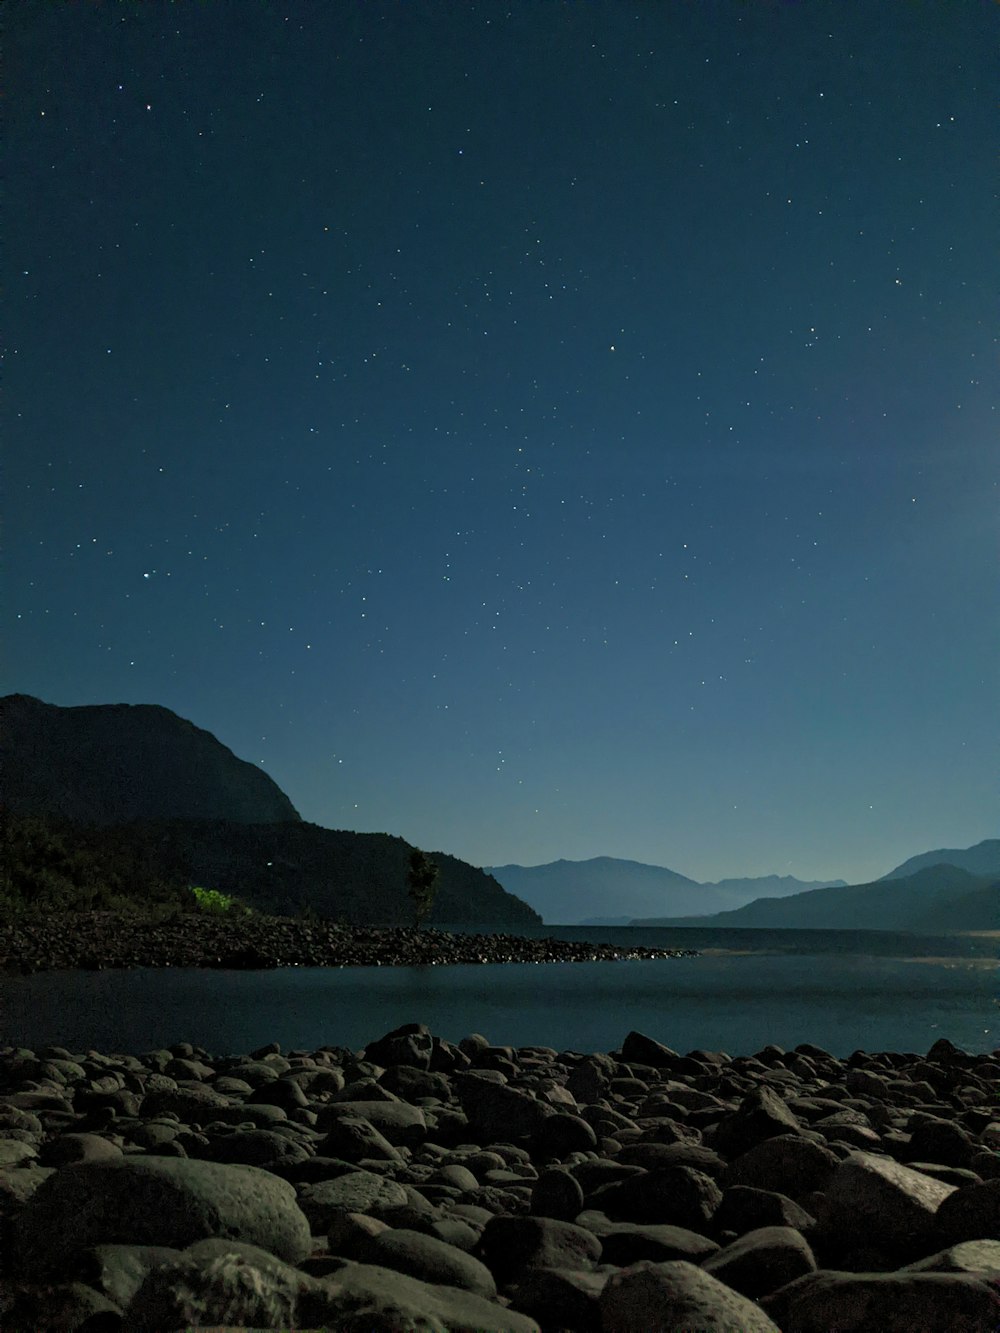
1, 926, 996, 1059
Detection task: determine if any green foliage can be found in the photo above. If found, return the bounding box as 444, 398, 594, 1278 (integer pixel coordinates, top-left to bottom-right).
406, 848, 440, 929
188, 885, 253, 916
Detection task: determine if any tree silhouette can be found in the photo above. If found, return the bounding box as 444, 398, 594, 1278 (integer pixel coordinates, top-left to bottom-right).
406, 848, 440, 929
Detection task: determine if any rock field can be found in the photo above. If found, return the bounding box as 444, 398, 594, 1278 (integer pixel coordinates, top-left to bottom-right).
1, 1025, 998, 1330
0, 912, 694, 973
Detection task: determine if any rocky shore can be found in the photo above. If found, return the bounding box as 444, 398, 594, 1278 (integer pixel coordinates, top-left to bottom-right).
0, 911, 697, 974
1, 1026, 998, 1331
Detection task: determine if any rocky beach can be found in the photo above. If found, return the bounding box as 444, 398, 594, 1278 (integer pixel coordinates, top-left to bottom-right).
0, 911, 696, 975
1, 1022, 998, 1330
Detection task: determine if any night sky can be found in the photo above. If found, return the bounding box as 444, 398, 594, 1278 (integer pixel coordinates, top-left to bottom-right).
8, 2, 996, 886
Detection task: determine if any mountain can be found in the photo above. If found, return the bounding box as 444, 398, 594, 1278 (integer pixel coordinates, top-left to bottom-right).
483, 857, 844, 925
633, 864, 999, 932
707, 873, 847, 898
3, 694, 301, 825
2, 695, 539, 926
881, 839, 1000, 882
3, 814, 540, 927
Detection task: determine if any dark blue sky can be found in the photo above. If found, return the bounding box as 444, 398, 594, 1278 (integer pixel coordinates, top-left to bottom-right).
8, 1, 996, 884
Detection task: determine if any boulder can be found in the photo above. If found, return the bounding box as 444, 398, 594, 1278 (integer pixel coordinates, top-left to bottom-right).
530, 1165, 585, 1220
592, 1165, 723, 1230
903, 1239, 1000, 1274
725, 1133, 841, 1198
297, 1169, 410, 1230
817, 1150, 957, 1263
357, 1227, 497, 1298
764, 1269, 1000, 1332
712, 1086, 804, 1156
298, 1260, 541, 1331
455, 1074, 554, 1142
317, 1100, 426, 1146
600, 1259, 782, 1332
13, 1157, 312, 1277
126, 1239, 312, 1329
934, 1178, 1000, 1245
702, 1225, 817, 1299
477, 1214, 602, 1284
620, 1031, 681, 1066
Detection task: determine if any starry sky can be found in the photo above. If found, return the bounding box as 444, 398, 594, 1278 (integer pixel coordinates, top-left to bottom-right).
7, 1, 997, 887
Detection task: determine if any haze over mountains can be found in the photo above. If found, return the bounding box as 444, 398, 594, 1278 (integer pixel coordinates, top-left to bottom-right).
484, 858, 847, 925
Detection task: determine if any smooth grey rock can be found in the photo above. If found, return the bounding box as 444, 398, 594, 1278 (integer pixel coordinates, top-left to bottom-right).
531, 1110, 598, 1157
903, 1239, 1000, 1274
620, 1031, 681, 1067
202, 1127, 310, 1166
297, 1168, 410, 1230
764, 1269, 1000, 1332
934, 1177, 1000, 1244
455, 1074, 554, 1141
593, 1164, 723, 1229
596, 1220, 720, 1266
79, 1242, 182, 1308
712, 1086, 804, 1156
357, 1226, 497, 1297
298, 1259, 541, 1331
318, 1099, 426, 1146
601, 1258, 781, 1332
320, 1112, 403, 1163
511, 1266, 607, 1330
14, 1155, 312, 1276
364, 1023, 434, 1071
478, 1214, 602, 1284
713, 1183, 816, 1236
0, 1280, 123, 1331
702, 1224, 817, 1299
725, 1132, 839, 1197
818, 1150, 957, 1262
140, 1082, 234, 1119
530, 1165, 585, 1220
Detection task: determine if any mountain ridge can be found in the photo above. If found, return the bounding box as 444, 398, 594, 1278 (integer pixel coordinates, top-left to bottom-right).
632, 863, 999, 932
485, 857, 846, 925
3, 693, 302, 826
1, 695, 538, 926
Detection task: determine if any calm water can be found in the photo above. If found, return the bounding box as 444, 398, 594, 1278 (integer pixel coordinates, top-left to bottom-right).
0, 927, 996, 1059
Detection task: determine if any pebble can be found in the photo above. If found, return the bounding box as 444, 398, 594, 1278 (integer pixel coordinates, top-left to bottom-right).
1, 1023, 998, 1330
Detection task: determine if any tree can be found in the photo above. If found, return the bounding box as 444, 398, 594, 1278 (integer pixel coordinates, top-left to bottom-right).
406, 848, 440, 929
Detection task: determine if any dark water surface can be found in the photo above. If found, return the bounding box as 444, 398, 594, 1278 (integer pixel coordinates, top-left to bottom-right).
2, 927, 995, 1058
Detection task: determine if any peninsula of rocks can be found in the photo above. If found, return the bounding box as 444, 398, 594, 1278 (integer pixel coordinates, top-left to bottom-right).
1, 1026, 997, 1330
0, 911, 696, 974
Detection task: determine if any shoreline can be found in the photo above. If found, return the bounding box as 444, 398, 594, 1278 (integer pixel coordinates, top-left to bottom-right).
0, 910, 697, 975
1, 1026, 997, 1330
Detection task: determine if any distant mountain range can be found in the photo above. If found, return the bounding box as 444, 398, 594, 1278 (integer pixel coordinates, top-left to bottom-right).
2, 695, 538, 927
487, 844, 999, 934
633, 854, 1000, 933
484, 857, 846, 925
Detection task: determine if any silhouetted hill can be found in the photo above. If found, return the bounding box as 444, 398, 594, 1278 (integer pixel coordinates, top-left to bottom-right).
484, 857, 844, 924
2, 696, 540, 926
633, 864, 999, 932
881, 839, 1000, 882
3, 814, 540, 927
3, 694, 301, 825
